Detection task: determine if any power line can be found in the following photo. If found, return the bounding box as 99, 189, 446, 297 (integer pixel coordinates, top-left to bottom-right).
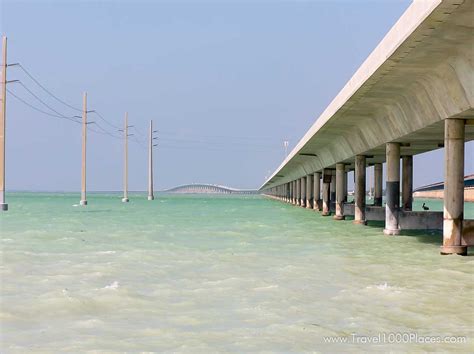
93, 121, 122, 140
17, 81, 78, 120
17, 63, 82, 112
7, 89, 81, 123
132, 125, 146, 138
8, 88, 125, 141
155, 144, 277, 153
156, 136, 280, 149
18, 64, 126, 136
12, 64, 285, 152
156, 130, 296, 142
9, 65, 150, 149
90, 110, 121, 130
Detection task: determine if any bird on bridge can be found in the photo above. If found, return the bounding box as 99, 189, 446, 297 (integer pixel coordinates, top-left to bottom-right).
422, 203, 429, 211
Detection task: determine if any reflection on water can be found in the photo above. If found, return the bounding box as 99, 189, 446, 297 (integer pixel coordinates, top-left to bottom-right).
1, 193, 473, 352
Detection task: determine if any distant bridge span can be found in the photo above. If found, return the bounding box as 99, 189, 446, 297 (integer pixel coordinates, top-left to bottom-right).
162, 184, 259, 195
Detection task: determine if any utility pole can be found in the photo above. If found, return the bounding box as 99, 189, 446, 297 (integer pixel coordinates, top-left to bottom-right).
79, 92, 88, 206
148, 120, 155, 200
121, 112, 133, 203
283, 140, 289, 158
0, 36, 8, 211
148, 120, 159, 200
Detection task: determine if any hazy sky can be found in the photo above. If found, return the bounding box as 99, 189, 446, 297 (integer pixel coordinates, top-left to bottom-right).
1, 0, 472, 191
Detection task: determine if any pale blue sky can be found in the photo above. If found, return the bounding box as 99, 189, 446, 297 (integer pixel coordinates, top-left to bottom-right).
1, 0, 472, 191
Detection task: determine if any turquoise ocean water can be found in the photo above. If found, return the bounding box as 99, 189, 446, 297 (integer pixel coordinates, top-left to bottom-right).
1, 193, 473, 352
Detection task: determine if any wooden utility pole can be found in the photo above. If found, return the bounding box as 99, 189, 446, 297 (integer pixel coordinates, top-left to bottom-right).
148, 120, 154, 200
79, 92, 88, 206
0, 36, 8, 211
122, 112, 129, 203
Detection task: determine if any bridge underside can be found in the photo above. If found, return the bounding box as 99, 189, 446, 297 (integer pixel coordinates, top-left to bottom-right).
261, 0, 474, 255
340, 119, 474, 169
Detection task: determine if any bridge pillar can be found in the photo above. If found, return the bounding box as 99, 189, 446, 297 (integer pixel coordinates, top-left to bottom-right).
306, 174, 313, 209
354, 155, 367, 225
313, 172, 321, 211
384, 142, 401, 235
322, 170, 331, 216
343, 170, 348, 202
293, 180, 297, 205
441, 119, 466, 255
374, 163, 383, 206
334, 163, 345, 220
402, 156, 413, 211
330, 170, 336, 203
296, 179, 301, 206
300, 177, 306, 207
288, 182, 292, 203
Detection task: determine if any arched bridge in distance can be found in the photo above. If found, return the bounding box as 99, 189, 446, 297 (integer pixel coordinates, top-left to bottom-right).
162, 184, 259, 195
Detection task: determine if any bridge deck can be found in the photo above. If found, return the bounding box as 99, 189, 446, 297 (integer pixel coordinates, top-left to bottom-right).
261, 0, 473, 189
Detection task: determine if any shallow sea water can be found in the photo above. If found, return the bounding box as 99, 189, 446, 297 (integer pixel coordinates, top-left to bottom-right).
1, 193, 473, 352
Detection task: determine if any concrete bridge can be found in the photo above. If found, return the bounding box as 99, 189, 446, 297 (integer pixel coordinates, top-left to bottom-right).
163, 184, 258, 195
261, 0, 474, 255
413, 175, 474, 202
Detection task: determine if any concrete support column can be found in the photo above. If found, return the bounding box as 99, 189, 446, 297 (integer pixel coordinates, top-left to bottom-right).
313, 172, 321, 211
354, 155, 367, 225
343, 171, 348, 202
441, 119, 466, 255
296, 179, 301, 206
289, 183, 292, 203
330, 170, 336, 203
374, 163, 383, 206
322, 171, 331, 216
292, 181, 296, 204
402, 156, 413, 211
293, 180, 297, 205
384, 143, 401, 235
300, 177, 306, 207
306, 174, 313, 209
334, 163, 345, 220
